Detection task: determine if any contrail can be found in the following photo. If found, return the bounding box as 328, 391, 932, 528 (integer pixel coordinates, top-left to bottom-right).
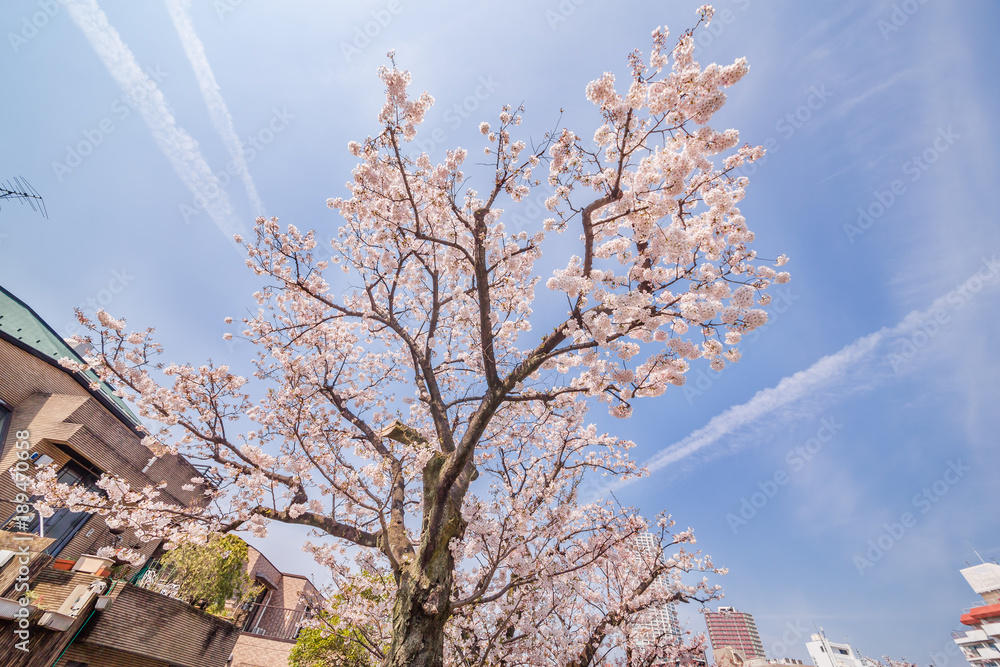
164, 0, 265, 217
644, 330, 882, 475
614, 256, 1000, 489
63, 0, 246, 247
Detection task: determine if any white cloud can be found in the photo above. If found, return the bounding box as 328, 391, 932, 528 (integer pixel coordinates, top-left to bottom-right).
63, 0, 246, 246
164, 0, 265, 217
617, 257, 1000, 489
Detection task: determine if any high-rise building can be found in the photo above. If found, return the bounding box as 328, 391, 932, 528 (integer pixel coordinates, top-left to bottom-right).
952, 562, 1000, 667
704, 606, 765, 659
805, 631, 865, 667
639, 597, 681, 640
634, 533, 682, 645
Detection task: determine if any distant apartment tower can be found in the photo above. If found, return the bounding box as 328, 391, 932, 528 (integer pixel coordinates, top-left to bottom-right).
805, 631, 865, 667
952, 562, 1000, 667
705, 606, 765, 659
639, 598, 681, 640
634, 533, 682, 643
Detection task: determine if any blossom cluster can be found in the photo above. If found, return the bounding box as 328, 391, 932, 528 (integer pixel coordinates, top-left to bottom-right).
33, 6, 779, 665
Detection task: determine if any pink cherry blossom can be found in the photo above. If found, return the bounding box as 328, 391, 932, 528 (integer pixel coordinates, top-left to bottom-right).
32, 8, 786, 665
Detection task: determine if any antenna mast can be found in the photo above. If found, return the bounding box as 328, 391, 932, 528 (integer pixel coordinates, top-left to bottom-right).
0, 176, 48, 218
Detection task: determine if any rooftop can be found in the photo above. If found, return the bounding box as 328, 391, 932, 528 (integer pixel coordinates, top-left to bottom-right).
0, 284, 141, 426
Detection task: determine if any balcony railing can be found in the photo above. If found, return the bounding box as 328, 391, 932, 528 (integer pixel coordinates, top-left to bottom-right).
132, 559, 312, 640
241, 602, 310, 641
132, 558, 183, 599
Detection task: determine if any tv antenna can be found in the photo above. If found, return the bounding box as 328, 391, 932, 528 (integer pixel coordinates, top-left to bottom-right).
1, 176, 48, 218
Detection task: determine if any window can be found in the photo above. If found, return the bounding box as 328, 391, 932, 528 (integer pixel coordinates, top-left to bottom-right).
35, 459, 101, 555
1, 450, 103, 556
0, 402, 10, 454
241, 579, 272, 632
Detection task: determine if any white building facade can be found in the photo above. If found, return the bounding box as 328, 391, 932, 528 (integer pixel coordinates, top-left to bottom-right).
953, 563, 1000, 667
805, 632, 865, 667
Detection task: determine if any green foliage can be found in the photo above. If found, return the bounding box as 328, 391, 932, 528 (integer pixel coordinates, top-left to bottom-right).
159, 534, 258, 613
289, 573, 391, 667
289, 622, 374, 667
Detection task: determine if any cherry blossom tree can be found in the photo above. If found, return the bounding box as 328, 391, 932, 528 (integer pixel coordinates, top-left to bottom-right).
34, 6, 789, 665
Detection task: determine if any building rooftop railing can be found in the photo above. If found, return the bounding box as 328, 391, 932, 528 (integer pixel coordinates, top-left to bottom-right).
240, 602, 310, 642
131, 557, 313, 642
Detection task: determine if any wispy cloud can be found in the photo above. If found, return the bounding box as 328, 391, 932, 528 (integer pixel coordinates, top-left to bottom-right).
619, 257, 1000, 488
164, 0, 265, 217
63, 0, 245, 246
644, 331, 881, 475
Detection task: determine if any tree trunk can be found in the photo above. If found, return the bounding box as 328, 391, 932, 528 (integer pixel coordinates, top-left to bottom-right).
385, 564, 453, 667
384, 459, 466, 667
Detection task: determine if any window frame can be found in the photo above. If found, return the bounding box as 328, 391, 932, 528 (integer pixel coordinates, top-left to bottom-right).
0, 399, 12, 457
0, 442, 104, 556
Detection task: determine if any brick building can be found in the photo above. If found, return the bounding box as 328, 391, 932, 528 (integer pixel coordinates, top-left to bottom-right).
0, 285, 319, 666
705, 606, 766, 660
159, 544, 319, 667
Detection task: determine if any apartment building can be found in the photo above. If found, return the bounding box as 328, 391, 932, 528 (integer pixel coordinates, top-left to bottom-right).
0, 285, 319, 666
953, 563, 1000, 667
705, 606, 766, 660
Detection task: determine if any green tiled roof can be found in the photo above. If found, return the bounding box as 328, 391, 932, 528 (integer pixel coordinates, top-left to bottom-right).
0, 285, 141, 426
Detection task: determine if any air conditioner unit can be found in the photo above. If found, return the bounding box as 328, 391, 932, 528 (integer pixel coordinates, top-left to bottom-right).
29, 453, 54, 467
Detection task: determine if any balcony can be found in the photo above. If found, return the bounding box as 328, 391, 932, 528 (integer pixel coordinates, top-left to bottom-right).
957, 630, 991, 644
132, 558, 182, 599
240, 602, 310, 641
131, 557, 313, 642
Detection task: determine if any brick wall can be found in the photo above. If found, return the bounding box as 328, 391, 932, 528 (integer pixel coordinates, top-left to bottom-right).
0, 337, 211, 565
246, 547, 318, 610
0, 343, 87, 412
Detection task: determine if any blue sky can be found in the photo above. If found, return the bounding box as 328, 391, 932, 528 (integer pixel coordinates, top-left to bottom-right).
2, 0, 998, 663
